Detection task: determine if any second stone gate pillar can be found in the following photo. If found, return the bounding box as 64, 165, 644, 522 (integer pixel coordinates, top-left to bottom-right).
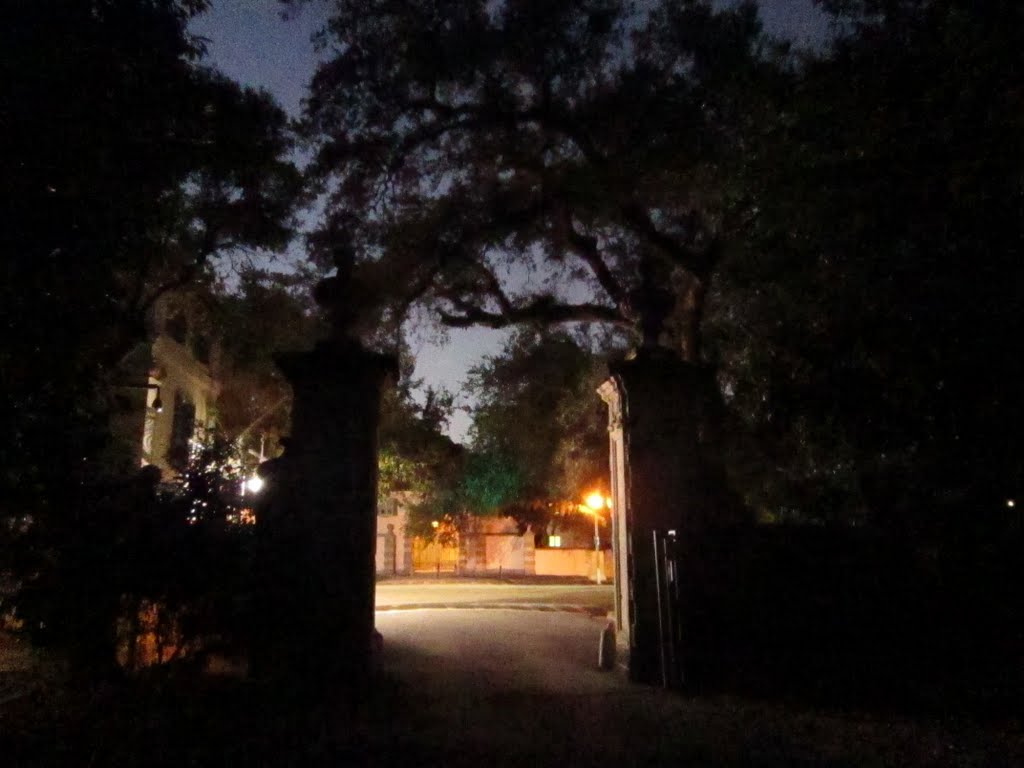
599, 350, 742, 685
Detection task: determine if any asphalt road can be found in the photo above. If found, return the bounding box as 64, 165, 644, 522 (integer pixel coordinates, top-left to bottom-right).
361, 586, 1023, 766
370, 607, 674, 766
375, 580, 614, 615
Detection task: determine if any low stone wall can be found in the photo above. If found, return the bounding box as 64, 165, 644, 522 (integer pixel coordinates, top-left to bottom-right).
376, 497, 413, 575
535, 548, 614, 580
460, 533, 528, 575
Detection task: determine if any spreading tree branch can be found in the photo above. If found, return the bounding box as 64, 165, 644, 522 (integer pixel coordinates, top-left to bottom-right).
558, 203, 628, 310
620, 203, 718, 279
439, 294, 628, 329
469, 261, 516, 315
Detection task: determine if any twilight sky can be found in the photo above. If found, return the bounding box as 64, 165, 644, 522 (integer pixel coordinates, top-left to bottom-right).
189, 0, 830, 443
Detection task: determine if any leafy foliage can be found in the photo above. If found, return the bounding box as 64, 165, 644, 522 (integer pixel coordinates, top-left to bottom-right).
210, 268, 327, 462
1, 0, 300, 673
378, 363, 461, 491
300, 0, 1022, 534
466, 329, 609, 503
706, 0, 1024, 527
459, 451, 526, 514
13, 442, 258, 675
375, 351, 466, 534
298, 0, 778, 358
169, 436, 245, 524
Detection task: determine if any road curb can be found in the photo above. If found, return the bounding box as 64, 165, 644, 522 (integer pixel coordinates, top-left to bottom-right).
375, 602, 608, 617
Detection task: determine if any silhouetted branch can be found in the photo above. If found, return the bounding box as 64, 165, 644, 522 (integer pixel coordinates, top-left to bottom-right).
620, 203, 716, 279
559, 203, 628, 309
439, 294, 628, 329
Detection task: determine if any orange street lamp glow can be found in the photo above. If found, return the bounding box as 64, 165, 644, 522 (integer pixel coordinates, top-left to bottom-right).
582, 491, 608, 584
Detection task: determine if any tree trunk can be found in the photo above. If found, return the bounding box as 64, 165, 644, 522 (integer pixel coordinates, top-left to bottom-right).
677, 276, 707, 364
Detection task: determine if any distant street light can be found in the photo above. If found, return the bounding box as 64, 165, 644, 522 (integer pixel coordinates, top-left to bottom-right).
245, 475, 264, 494
582, 491, 610, 584
585, 492, 606, 513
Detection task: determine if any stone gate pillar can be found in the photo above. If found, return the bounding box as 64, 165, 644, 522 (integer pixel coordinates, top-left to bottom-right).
382, 524, 397, 576
254, 338, 395, 685
598, 350, 739, 684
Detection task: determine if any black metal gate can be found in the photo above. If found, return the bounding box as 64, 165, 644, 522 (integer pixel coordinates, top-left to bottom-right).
652, 529, 685, 688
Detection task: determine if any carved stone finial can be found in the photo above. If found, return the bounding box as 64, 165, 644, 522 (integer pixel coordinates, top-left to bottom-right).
311, 242, 360, 337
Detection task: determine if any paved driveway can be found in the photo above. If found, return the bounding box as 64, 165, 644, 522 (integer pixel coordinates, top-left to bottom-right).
375, 579, 614, 615
363, 601, 1023, 767
376, 608, 618, 696
371, 608, 668, 767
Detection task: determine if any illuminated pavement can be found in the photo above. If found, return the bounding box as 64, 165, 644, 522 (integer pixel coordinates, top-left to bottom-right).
357, 600, 1022, 766
375, 580, 614, 616
370, 607, 668, 766
375, 608, 619, 696
369, 584, 675, 764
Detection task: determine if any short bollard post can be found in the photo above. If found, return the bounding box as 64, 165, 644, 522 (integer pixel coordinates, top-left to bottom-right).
598, 621, 616, 670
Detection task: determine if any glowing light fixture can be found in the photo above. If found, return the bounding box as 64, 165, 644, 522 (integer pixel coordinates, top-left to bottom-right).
581, 491, 608, 584
245, 475, 264, 494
